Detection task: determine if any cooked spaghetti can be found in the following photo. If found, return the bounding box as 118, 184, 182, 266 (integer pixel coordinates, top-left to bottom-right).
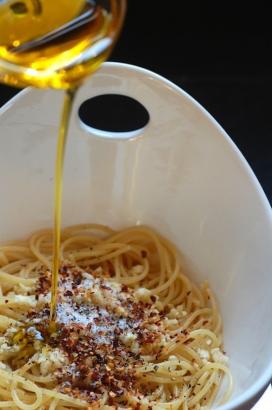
0, 224, 232, 409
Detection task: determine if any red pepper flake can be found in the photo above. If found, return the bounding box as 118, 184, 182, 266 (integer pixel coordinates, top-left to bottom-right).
141, 250, 147, 258
23, 264, 172, 406
64, 290, 73, 297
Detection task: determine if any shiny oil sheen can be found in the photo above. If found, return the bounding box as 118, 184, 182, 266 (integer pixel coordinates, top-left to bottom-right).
0, 0, 122, 89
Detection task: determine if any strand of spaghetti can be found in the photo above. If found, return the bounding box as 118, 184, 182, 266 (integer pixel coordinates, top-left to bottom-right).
129, 391, 186, 409
69, 244, 135, 263
11, 378, 43, 410
190, 284, 205, 308
192, 362, 233, 404
205, 374, 222, 407
29, 231, 52, 268
0, 386, 12, 401
0, 369, 87, 408
178, 273, 194, 303
167, 279, 185, 305
0, 305, 25, 321
151, 264, 179, 294
49, 398, 59, 410
60, 235, 102, 253
173, 346, 203, 366
15, 361, 35, 377
105, 227, 167, 277
188, 329, 220, 347
156, 246, 170, 289
0, 314, 20, 330
0, 271, 36, 286
62, 223, 115, 237
18, 261, 41, 277
204, 284, 222, 336
40, 391, 86, 408
0, 401, 14, 408
0, 252, 8, 266
190, 371, 218, 406
115, 258, 149, 285
24, 373, 56, 384
0, 260, 36, 276
138, 359, 196, 375
77, 246, 132, 265
0, 246, 33, 257
182, 398, 188, 410
163, 281, 182, 305
0, 296, 36, 307
173, 308, 212, 333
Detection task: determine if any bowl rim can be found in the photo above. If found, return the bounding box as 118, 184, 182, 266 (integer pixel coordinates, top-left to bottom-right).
0, 61, 271, 409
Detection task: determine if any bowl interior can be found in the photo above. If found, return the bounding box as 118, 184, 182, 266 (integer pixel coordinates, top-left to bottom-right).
0, 62, 271, 409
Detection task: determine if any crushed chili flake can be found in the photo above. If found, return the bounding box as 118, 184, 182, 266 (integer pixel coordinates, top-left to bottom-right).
140, 250, 147, 258
24, 264, 167, 406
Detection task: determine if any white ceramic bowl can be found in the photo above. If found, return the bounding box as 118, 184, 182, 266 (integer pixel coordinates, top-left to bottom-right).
0, 62, 271, 410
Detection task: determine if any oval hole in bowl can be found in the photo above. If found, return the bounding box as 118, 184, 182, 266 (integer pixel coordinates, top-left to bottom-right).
78, 94, 150, 140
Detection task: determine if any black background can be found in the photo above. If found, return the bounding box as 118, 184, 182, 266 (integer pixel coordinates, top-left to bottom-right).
1, 1, 271, 203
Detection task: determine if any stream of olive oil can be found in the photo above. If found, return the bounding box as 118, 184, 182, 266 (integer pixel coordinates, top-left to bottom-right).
49, 88, 77, 323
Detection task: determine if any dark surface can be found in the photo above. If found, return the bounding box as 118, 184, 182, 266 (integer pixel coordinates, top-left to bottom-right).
78, 94, 150, 132
0, 2, 271, 203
